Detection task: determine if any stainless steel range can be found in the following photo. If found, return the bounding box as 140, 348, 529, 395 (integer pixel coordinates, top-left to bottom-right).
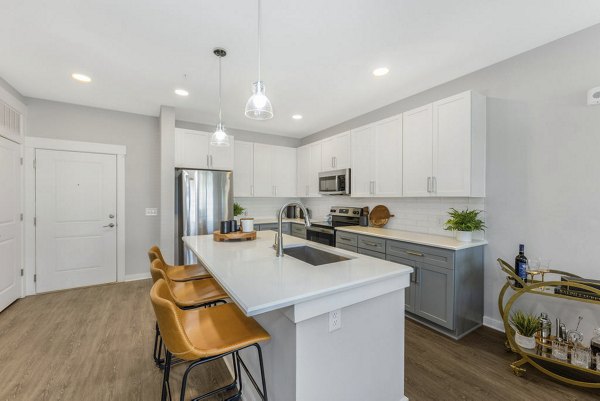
306, 206, 362, 246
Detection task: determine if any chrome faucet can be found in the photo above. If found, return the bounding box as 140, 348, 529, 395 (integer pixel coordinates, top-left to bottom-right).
275, 202, 311, 257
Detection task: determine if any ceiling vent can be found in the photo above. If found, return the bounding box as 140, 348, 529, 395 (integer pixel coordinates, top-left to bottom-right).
0, 101, 22, 136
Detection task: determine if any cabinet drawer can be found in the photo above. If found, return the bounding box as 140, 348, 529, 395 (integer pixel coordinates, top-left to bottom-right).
336, 232, 358, 247
336, 243, 357, 253
357, 248, 386, 260
291, 224, 306, 238
386, 240, 454, 270
358, 235, 386, 253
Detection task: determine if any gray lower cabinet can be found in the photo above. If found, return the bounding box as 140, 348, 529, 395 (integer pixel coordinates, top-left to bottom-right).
386, 238, 483, 339
291, 223, 307, 239
336, 243, 357, 253
357, 247, 386, 260
256, 222, 290, 234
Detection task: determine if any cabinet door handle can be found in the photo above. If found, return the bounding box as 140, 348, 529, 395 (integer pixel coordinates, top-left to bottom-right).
432, 176, 437, 193
372, 180, 376, 195
334, 156, 337, 168
207, 155, 210, 167
274, 186, 278, 196
414, 266, 420, 284
363, 240, 378, 247
427, 177, 431, 193
405, 250, 424, 257
250, 185, 254, 196
340, 236, 353, 241
210, 155, 213, 167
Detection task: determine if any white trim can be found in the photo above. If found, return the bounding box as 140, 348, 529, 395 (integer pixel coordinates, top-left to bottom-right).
483, 316, 505, 332
23, 137, 127, 295
25, 137, 126, 155
116, 155, 126, 282
124, 272, 151, 282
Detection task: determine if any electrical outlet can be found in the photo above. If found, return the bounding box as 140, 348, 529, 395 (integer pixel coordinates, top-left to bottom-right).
145, 208, 158, 216
329, 309, 342, 332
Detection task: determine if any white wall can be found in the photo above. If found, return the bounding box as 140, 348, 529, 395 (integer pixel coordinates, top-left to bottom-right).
303, 24, 600, 334
26, 98, 160, 278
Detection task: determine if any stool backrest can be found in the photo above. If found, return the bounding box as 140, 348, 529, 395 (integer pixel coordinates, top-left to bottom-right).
148, 245, 166, 265
150, 279, 196, 359
150, 259, 171, 284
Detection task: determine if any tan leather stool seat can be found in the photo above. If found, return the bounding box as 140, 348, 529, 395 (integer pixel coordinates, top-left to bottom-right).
179, 303, 271, 360
148, 245, 211, 282
150, 259, 227, 308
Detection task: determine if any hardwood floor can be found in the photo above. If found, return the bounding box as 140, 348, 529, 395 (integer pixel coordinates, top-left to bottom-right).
0, 280, 598, 400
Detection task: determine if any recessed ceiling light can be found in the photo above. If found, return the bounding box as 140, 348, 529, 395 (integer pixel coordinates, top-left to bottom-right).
174, 89, 189, 96
372, 67, 389, 77
72, 73, 92, 83
292, 114, 303, 120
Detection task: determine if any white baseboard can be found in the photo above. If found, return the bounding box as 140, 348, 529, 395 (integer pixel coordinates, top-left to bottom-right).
123, 272, 151, 282
483, 316, 505, 332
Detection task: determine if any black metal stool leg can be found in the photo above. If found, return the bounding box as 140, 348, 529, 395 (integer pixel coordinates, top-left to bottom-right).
255, 344, 268, 401
162, 351, 173, 401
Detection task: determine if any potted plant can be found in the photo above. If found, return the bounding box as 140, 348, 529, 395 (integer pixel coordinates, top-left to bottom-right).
233, 202, 246, 220
510, 310, 539, 349
443, 208, 486, 242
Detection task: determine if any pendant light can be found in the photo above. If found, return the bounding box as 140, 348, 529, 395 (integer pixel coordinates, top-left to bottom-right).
211, 48, 230, 147
245, 0, 273, 120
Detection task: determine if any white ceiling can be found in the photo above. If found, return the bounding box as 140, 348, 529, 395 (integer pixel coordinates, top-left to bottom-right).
1, 1, 600, 138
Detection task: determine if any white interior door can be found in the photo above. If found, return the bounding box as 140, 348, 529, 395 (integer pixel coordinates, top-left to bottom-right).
0, 137, 21, 311
35, 149, 117, 293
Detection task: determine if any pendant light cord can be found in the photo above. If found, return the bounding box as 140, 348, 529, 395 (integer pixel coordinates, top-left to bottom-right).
257, 0, 261, 82
218, 54, 222, 124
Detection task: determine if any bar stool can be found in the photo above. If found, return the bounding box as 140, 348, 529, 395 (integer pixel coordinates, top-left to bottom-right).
148, 245, 211, 282
150, 259, 228, 368
150, 279, 270, 401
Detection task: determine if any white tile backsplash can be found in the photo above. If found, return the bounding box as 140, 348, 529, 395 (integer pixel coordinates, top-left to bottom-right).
234, 197, 301, 220
302, 197, 486, 239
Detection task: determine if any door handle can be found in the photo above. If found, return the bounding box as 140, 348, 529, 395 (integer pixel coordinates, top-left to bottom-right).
405, 250, 424, 257
103, 223, 115, 228
333, 156, 337, 168
250, 185, 254, 196
414, 266, 420, 284
210, 155, 213, 167
432, 176, 437, 193
363, 240, 378, 246
427, 177, 431, 193
109, 214, 115, 219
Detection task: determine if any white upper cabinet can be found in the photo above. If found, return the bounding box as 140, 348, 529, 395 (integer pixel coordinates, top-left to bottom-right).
297, 145, 310, 197
321, 132, 351, 170
351, 115, 402, 197
174, 128, 234, 170
233, 141, 254, 197
253, 143, 297, 197
252, 143, 273, 197
402, 91, 486, 197
273, 146, 297, 197
402, 105, 433, 197
297, 142, 323, 197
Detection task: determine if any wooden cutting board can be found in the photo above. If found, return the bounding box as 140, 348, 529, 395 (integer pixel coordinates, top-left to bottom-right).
213, 230, 257, 242
369, 205, 395, 228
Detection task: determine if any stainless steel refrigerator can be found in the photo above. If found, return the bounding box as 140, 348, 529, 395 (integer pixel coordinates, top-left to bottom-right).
175, 169, 233, 265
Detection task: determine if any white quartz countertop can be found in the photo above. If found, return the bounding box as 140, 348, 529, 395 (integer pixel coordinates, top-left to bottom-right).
183, 232, 412, 317
336, 226, 488, 250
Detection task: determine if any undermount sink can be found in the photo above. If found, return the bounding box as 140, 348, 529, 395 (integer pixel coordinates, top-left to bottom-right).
283, 245, 351, 266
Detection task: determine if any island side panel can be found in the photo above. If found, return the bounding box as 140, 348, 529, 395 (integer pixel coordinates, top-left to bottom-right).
295, 290, 406, 401
236, 307, 297, 401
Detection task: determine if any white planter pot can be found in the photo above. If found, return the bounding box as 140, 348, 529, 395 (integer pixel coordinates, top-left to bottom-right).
515, 332, 536, 349
455, 231, 473, 242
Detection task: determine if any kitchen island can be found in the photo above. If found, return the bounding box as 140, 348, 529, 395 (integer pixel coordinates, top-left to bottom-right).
183, 231, 412, 401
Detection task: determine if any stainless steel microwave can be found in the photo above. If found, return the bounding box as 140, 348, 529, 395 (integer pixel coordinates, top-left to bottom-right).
318, 168, 351, 195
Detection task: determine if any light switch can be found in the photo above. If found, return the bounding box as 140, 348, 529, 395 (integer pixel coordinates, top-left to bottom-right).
145, 208, 158, 216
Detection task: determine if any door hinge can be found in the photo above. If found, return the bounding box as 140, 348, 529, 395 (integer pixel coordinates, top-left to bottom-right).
34, 217, 37, 226
34, 274, 37, 282
20, 213, 23, 221
20, 269, 24, 277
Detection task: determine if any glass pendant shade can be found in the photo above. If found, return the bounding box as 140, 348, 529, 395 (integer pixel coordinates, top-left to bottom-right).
210, 122, 230, 147
245, 81, 273, 120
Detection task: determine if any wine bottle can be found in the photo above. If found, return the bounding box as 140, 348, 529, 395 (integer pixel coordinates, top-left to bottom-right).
514, 244, 528, 288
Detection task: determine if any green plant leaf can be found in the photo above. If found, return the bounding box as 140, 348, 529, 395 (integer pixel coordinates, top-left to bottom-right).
509, 310, 539, 337
443, 208, 486, 232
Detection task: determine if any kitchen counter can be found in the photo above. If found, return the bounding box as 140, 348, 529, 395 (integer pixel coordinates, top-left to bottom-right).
336, 226, 487, 250
183, 231, 411, 317
183, 232, 411, 401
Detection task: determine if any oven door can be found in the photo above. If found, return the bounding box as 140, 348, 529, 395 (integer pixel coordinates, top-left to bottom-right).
306, 226, 335, 247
